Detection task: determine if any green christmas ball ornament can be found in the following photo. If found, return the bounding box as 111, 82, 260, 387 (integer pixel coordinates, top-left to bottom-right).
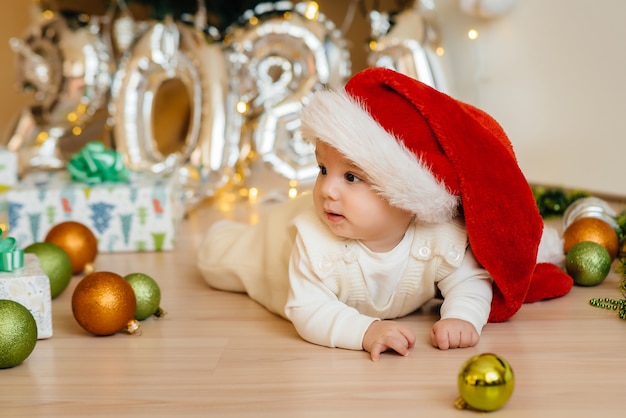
0, 299, 38, 369
124, 273, 166, 320
24, 242, 73, 298
566, 241, 612, 286
456, 353, 515, 412
24, 242, 72, 299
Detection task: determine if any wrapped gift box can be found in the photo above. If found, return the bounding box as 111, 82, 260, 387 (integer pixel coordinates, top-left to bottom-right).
0, 148, 18, 228
7, 170, 184, 252
0, 148, 17, 187
0, 253, 53, 339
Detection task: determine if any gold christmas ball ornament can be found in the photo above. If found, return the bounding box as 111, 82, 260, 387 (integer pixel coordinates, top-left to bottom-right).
456, 353, 515, 412
124, 272, 166, 321
45, 221, 98, 274
0, 299, 38, 369
24, 242, 73, 299
71, 271, 140, 336
563, 217, 618, 260
566, 241, 612, 286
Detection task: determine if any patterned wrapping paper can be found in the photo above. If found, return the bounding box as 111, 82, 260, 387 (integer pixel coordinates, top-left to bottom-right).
0, 253, 53, 339
0, 148, 18, 228
0, 148, 17, 187
7, 170, 184, 253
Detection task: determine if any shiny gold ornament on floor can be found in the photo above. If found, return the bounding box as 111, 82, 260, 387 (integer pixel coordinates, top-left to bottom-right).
456, 353, 514, 412
71, 271, 140, 336
0, 299, 38, 369
563, 217, 619, 260
45, 221, 98, 275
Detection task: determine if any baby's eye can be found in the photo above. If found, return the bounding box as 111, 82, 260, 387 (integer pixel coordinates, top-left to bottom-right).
345, 172, 361, 183
318, 165, 327, 175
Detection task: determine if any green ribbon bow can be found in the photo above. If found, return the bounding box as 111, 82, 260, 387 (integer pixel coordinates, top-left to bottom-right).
0, 230, 24, 272
67, 141, 130, 185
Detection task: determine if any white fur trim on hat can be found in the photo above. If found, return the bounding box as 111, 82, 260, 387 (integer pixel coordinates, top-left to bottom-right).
300, 88, 459, 223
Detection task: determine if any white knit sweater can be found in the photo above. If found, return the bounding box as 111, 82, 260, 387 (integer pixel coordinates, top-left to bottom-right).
197, 195, 492, 351
284, 208, 492, 350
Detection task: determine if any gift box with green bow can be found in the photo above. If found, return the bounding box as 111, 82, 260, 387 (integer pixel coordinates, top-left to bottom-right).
6, 143, 184, 253
0, 148, 17, 187
0, 232, 52, 339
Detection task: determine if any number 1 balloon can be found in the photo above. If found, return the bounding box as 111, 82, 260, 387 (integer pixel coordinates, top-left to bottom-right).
367, 2, 449, 93
5, 6, 113, 177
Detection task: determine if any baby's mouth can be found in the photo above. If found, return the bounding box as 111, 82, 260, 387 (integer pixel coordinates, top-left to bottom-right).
325, 211, 345, 223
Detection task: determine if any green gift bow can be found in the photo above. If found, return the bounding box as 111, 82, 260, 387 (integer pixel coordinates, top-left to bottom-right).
0, 230, 24, 272
67, 141, 130, 184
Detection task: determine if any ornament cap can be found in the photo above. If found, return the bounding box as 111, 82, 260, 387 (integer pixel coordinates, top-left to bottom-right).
125, 319, 142, 335
153, 307, 167, 318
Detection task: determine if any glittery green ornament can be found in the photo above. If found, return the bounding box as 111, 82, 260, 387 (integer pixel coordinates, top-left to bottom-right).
24, 242, 73, 298
124, 273, 165, 320
0, 299, 38, 369
566, 241, 612, 286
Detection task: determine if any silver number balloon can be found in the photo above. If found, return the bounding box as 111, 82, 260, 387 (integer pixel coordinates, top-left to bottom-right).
367, 2, 449, 92
5, 7, 113, 176
109, 11, 234, 200
224, 1, 351, 185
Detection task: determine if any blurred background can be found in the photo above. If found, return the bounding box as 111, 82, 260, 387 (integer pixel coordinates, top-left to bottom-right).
1, 0, 624, 197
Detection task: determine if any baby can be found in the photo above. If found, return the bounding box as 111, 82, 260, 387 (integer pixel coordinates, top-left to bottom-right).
198, 68, 573, 361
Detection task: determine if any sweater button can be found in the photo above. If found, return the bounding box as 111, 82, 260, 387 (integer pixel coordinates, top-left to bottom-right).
343, 247, 358, 263
319, 258, 333, 275
446, 249, 461, 263
417, 246, 431, 259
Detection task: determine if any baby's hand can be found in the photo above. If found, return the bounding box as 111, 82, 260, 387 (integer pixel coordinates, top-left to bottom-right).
362, 320, 416, 361
430, 318, 480, 350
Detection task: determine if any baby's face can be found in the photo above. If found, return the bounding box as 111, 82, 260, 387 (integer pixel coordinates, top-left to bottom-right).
312, 140, 414, 253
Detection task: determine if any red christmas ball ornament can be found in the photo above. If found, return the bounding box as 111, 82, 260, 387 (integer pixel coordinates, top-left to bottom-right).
45, 221, 98, 274
71, 271, 140, 336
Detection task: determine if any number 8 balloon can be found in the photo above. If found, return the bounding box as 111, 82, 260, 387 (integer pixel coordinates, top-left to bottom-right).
223, 1, 351, 189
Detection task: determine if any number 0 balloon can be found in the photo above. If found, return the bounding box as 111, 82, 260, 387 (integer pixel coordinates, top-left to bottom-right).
109, 14, 234, 200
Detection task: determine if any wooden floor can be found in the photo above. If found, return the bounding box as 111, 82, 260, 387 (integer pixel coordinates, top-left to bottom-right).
2, 189, 626, 417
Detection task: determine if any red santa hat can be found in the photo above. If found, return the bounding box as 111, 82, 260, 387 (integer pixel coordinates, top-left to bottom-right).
300, 67, 573, 322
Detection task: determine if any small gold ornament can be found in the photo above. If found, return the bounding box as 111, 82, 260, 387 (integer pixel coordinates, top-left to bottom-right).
563, 217, 618, 260
45, 221, 98, 274
71, 271, 139, 336
456, 353, 514, 412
